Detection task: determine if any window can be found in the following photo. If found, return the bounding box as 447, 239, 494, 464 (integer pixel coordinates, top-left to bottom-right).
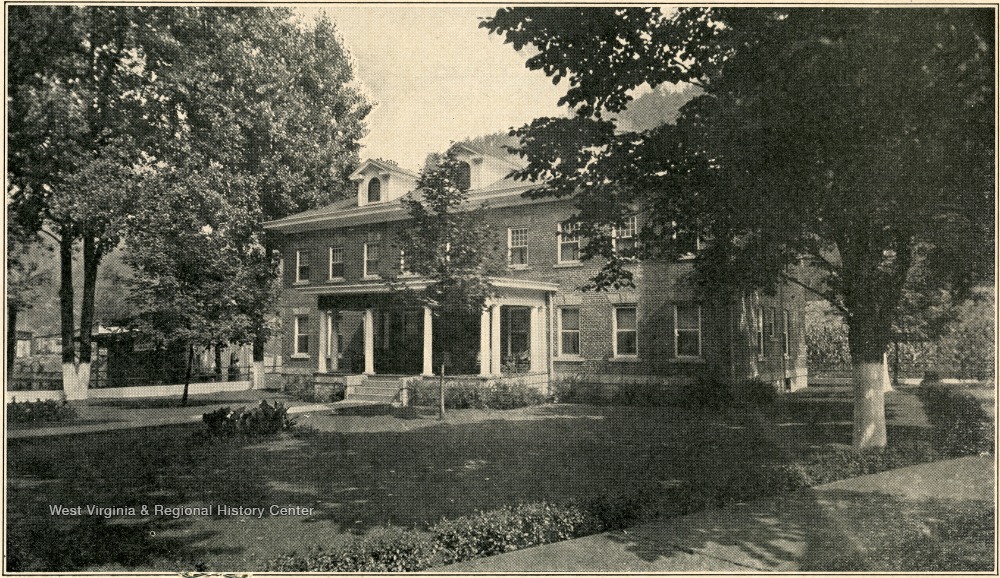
670, 221, 701, 259
295, 250, 310, 283
455, 161, 472, 191
364, 232, 382, 277
559, 308, 581, 356
614, 307, 637, 357
328, 246, 344, 279
508, 227, 529, 266
674, 304, 701, 358
613, 216, 638, 256
294, 315, 310, 356
782, 309, 791, 357
367, 178, 382, 203
399, 249, 414, 276
756, 306, 765, 358
765, 307, 776, 340
558, 222, 581, 263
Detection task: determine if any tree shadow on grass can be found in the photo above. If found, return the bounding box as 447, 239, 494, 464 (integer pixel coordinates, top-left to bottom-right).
3, 396, 951, 572
5, 514, 240, 572
602, 490, 993, 572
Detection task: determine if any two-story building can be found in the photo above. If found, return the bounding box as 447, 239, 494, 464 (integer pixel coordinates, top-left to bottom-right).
263, 143, 807, 403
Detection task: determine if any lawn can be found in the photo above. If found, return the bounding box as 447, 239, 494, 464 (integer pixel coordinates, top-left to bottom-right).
7, 390, 299, 430
2, 385, 983, 571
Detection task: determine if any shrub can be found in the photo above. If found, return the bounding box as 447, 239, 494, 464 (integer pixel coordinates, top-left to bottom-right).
552, 376, 605, 405
430, 502, 601, 565
411, 380, 543, 410
794, 441, 942, 486
487, 381, 546, 409
7, 398, 77, 424
611, 381, 673, 406
202, 400, 295, 437
685, 376, 734, 410
266, 527, 435, 572
917, 386, 994, 456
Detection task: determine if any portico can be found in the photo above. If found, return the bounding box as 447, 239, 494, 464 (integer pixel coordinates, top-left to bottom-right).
296, 277, 557, 379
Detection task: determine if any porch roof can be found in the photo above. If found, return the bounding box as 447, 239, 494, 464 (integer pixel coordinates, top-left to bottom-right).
293, 276, 559, 296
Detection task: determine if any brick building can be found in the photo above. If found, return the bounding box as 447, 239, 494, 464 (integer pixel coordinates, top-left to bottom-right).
264, 143, 807, 402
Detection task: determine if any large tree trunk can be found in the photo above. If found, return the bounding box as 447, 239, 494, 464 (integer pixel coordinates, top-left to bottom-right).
72, 235, 101, 396
7, 306, 18, 377
58, 234, 88, 400
847, 314, 890, 450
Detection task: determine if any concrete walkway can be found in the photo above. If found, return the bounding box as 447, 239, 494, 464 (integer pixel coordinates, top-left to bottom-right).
442, 456, 995, 572
7, 399, 334, 439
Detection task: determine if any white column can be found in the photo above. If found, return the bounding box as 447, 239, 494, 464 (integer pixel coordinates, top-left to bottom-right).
363, 308, 375, 375
530, 306, 542, 373
423, 306, 434, 376
547, 294, 555, 379
317, 310, 328, 373
491, 304, 502, 376
479, 306, 491, 376
329, 312, 339, 372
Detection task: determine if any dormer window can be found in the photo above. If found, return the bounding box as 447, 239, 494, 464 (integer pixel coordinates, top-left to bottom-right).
367, 178, 382, 203
455, 161, 471, 191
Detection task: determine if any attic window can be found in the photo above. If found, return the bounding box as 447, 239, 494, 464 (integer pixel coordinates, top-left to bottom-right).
456, 161, 471, 191
367, 178, 382, 203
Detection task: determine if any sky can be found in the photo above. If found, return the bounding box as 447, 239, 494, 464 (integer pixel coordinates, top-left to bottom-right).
296, 5, 570, 172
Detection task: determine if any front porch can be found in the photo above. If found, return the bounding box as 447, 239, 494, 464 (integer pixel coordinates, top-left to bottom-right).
298, 277, 558, 400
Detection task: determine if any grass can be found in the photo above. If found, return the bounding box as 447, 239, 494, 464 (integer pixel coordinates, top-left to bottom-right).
8, 390, 297, 430
5, 385, 991, 572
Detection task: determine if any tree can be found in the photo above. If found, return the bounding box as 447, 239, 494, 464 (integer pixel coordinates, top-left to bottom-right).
483, 8, 993, 448
394, 152, 502, 375
120, 167, 257, 404
143, 9, 370, 387
8, 6, 177, 397
8, 7, 369, 395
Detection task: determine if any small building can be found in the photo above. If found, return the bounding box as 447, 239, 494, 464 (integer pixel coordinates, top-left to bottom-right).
264, 143, 807, 402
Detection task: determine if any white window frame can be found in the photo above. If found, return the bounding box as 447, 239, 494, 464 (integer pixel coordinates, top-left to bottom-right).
612, 306, 638, 358
295, 250, 309, 283
612, 216, 638, 256
557, 222, 582, 264
363, 242, 380, 279
399, 249, 417, 277
673, 304, 702, 359
293, 315, 310, 357
328, 246, 344, 280
367, 176, 382, 204
558, 307, 581, 357
508, 227, 529, 267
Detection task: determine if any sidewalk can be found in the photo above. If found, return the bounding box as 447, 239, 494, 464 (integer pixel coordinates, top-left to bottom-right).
7, 398, 332, 439
442, 455, 995, 572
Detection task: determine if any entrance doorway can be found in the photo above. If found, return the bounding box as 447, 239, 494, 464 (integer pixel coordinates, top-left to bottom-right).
500, 306, 531, 373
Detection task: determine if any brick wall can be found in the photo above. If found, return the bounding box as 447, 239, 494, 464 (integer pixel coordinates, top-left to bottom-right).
273, 197, 808, 389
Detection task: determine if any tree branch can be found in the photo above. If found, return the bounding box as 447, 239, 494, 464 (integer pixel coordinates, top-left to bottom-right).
780, 271, 849, 315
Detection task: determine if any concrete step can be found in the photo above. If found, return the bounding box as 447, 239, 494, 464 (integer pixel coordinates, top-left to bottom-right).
355, 385, 402, 393
347, 393, 398, 403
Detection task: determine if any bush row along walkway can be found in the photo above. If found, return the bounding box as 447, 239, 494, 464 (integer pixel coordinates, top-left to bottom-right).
442, 455, 995, 572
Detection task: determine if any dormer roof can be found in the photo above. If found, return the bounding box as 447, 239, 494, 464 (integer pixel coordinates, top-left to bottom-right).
349, 158, 419, 181
265, 141, 545, 233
